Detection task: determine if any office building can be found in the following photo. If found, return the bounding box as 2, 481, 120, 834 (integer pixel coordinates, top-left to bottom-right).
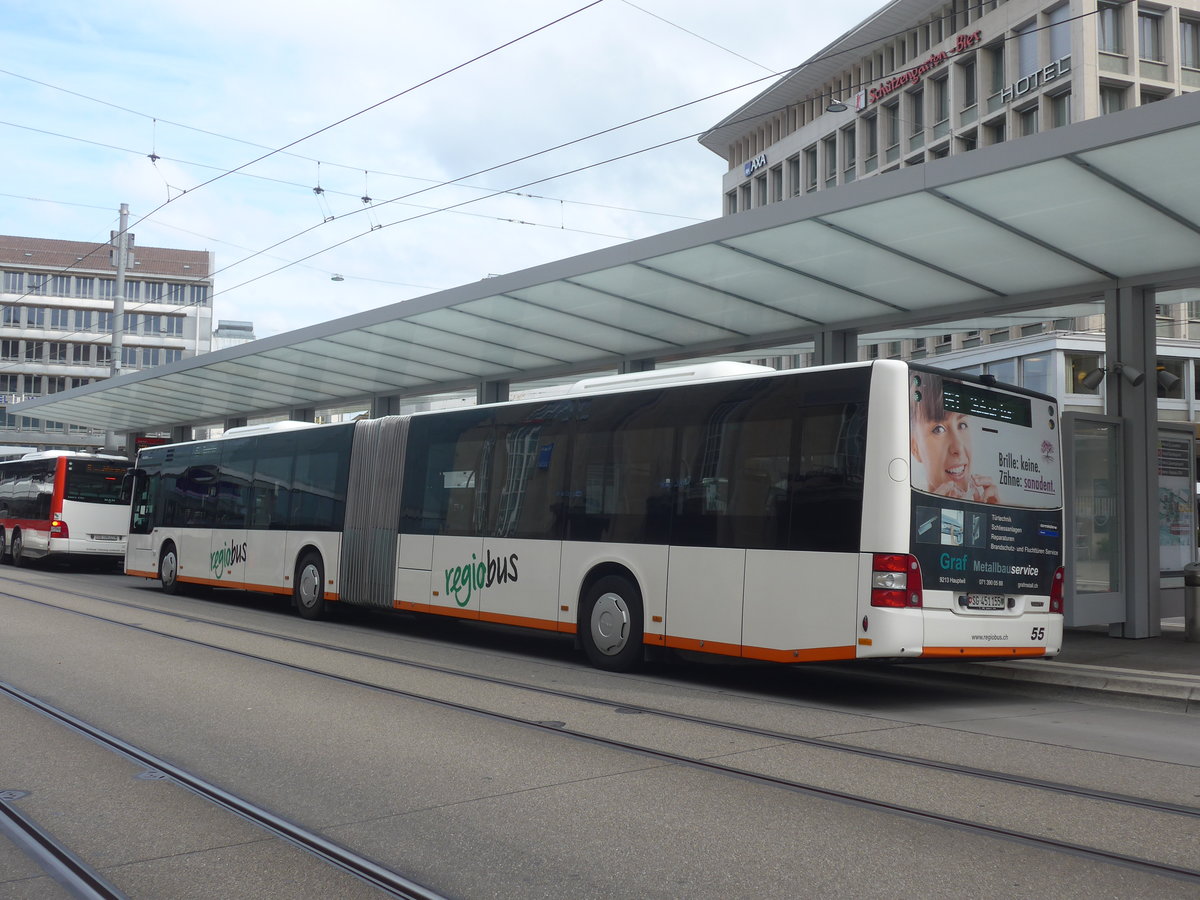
0, 234, 214, 450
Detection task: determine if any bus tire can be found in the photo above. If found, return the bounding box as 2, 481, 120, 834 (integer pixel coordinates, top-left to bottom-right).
159, 543, 181, 594
10, 531, 25, 567
294, 552, 325, 620
580, 575, 644, 672
0, 528, 6, 563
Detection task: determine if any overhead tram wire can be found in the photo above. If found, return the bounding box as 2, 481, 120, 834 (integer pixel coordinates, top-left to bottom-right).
3, 1, 1116, 320
0, 0, 611, 310
184, 1, 1117, 293
204, 2, 1116, 300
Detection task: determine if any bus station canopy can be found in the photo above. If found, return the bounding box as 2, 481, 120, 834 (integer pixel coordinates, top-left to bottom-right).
15, 91, 1200, 434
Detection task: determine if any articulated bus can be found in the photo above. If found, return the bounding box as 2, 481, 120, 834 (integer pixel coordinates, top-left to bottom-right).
0, 452, 132, 565
123, 360, 1064, 670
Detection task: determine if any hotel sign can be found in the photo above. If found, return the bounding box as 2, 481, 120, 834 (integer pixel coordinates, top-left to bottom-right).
856, 30, 983, 111
999, 55, 1071, 103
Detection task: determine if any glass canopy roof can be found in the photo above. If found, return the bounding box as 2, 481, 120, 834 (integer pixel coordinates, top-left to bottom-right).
16, 92, 1200, 433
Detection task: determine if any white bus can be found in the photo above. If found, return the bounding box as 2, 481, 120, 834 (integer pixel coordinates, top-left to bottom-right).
124, 360, 1064, 670
0, 451, 131, 565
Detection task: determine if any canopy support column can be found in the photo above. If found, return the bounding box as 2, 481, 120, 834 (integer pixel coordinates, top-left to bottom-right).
812, 330, 858, 366
620, 358, 655, 374
290, 407, 315, 423
1106, 285, 1160, 638
478, 380, 510, 405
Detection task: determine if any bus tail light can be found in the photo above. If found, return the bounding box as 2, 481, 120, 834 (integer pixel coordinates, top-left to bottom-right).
50, 518, 68, 538
871, 553, 922, 608
1049, 566, 1064, 614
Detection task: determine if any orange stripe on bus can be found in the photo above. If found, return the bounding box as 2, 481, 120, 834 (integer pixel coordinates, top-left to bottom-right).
921, 646, 1049, 659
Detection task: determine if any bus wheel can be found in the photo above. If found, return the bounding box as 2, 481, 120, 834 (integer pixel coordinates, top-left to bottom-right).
10, 532, 25, 567
0, 528, 6, 563
580, 575, 644, 672
294, 552, 325, 620
159, 544, 181, 594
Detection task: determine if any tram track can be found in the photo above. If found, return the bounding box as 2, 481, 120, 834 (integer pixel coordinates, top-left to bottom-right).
0, 679, 447, 900
3, 574, 1200, 888
5, 574, 1199, 821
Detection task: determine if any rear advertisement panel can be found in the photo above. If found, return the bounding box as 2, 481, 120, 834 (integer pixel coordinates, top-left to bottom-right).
908, 371, 1062, 597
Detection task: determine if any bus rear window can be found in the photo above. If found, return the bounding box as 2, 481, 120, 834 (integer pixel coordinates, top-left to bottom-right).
65, 461, 129, 504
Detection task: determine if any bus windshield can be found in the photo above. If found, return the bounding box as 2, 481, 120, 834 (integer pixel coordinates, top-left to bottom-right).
65, 460, 130, 504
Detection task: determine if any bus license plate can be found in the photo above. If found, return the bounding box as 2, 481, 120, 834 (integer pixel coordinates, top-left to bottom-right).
965, 594, 1006, 610
92, 534, 120, 541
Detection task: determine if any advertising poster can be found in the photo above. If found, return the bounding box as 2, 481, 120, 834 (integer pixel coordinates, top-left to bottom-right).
1157, 432, 1195, 573
908, 371, 1063, 597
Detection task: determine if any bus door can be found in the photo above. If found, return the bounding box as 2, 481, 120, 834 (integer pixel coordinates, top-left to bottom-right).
208, 438, 253, 589
124, 465, 158, 576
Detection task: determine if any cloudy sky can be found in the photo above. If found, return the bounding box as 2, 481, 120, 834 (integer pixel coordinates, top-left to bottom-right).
1, 1, 882, 338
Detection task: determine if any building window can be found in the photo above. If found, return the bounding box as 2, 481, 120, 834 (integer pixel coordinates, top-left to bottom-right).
787, 155, 800, 196
770, 165, 783, 203
24, 341, 43, 362
74, 277, 94, 299
1183, 19, 1200, 69
1050, 91, 1071, 127
1048, 4, 1071, 60
98, 311, 112, 332
961, 59, 977, 110
3, 272, 23, 294
70, 377, 89, 389
739, 183, 751, 211
50, 275, 70, 296
908, 88, 924, 137
189, 284, 209, 306
27, 275, 47, 296
141, 347, 161, 368
1015, 21, 1039, 77
97, 346, 111, 366
864, 115, 878, 169
842, 125, 856, 182
1021, 355, 1052, 395
823, 136, 837, 187
0, 374, 18, 394
72, 344, 90, 364
726, 191, 738, 215
884, 102, 900, 152
125, 280, 141, 300
2, 306, 18, 327
803, 146, 817, 192
46, 376, 66, 394
74, 309, 93, 331
50, 308, 70, 330
122, 347, 137, 368
98, 279, 115, 299
48, 342, 67, 363
165, 316, 183, 336
164, 349, 182, 364
26, 307, 44, 329
986, 119, 1006, 144
1100, 84, 1127, 113
1098, 2, 1125, 55
145, 281, 163, 303
165, 283, 187, 304
143, 315, 162, 334
932, 76, 949, 125
755, 174, 767, 206
1138, 10, 1163, 62
1019, 104, 1039, 136
0, 340, 18, 360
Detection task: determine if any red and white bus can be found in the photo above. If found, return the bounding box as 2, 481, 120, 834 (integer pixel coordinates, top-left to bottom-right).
0, 452, 132, 566
124, 360, 1064, 669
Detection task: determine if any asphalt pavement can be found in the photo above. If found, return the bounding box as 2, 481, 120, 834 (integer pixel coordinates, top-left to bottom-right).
913, 620, 1200, 711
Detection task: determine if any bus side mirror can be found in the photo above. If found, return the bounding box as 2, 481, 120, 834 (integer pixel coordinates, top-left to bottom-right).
120, 468, 146, 504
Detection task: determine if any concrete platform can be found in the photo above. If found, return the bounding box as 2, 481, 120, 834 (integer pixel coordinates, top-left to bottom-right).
912, 622, 1200, 712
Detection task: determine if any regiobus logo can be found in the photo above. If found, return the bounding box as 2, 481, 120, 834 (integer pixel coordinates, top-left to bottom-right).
210, 540, 247, 579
